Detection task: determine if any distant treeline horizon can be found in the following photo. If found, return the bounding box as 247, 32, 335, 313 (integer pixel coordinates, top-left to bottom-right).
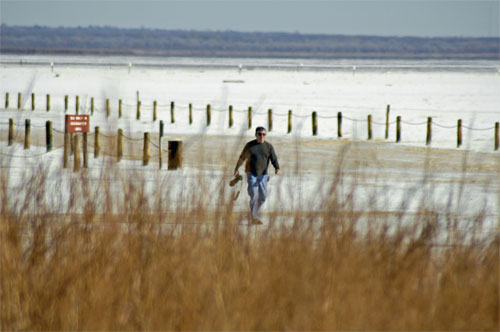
1, 24, 499, 60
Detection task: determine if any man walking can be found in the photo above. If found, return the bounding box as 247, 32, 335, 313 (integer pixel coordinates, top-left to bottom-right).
234, 127, 280, 225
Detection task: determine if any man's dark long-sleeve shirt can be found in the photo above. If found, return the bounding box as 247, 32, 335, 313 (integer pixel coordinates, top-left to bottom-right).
235, 140, 280, 176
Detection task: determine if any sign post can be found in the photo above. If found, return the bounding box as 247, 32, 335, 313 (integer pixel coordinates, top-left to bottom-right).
66, 115, 90, 133
159, 120, 164, 169
65, 115, 90, 171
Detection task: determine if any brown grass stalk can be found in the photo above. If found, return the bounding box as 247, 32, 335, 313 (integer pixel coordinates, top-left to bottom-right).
0, 140, 498, 330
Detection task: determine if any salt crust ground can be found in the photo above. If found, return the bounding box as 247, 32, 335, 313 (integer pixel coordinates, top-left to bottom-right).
2, 134, 498, 237
1, 57, 498, 234
1, 58, 499, 152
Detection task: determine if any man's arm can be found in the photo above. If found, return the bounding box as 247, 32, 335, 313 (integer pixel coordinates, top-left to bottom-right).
234, 144, 249, 176
270, 145, 280, 175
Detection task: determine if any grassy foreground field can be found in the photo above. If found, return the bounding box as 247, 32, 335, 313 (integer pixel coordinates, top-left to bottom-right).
1, 137, 499, 330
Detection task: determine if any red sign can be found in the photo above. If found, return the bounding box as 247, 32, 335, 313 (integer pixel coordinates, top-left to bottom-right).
66, 115, 89, 133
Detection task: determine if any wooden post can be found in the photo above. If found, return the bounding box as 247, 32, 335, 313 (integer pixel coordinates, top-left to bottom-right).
268, 109, 273, 131
75, 96, 79, 114
159, 121, 164, 169
65, 95, 68, 112
17, 93, 21, 109
426, 117, 432, 146
385, 105, 390, 139
189, 103, 193, 125
136, 101, 141, 120
312, 111, 318, 136
337, 112, 342, 138
229, 105, 233, 128
106, 99, 110, 117
143, 132, 150, 166
31, 93, 35, 110
91, 97, 94, 115
117, 129, 123, 162
64, 115, 68, 168
5, 92, 9, 108
118, 99, 122, 118
248, 107, 252, 129
70, 133, 75, 154
24, 119, 30, 149
8, 118, 14, 146
73, 134, 81, 172
396, 116, 401, 143
83, 132, 88, 168
153, 101, 157, 122
46, 121, 52, 152
171, 101, 175, 123
46, 94, 50, 112
288, 110, 292, 134
94, 126, 100, 158
168, 141, 182, 170
457, 119, 462, 148
367, 114, 372, 140
206, 104, 211, 126
495, 122, 499, 151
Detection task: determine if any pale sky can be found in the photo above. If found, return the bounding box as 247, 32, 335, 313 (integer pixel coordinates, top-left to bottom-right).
1, 0, 499, 37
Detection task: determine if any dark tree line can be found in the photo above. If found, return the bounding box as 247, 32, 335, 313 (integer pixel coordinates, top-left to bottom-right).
1, 25, 498, 59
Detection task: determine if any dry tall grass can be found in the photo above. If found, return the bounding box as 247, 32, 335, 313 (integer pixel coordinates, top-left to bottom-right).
0, 141, 498, 330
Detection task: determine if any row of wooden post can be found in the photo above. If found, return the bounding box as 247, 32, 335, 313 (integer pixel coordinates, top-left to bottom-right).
6, 92, 213, 125
4, 93, 384, 137
1, 92, 393, 139
4, 92, 497, 141
7, 114, 499, 153
336, 112, 499, 149
6, 92, 80, 113
5, 118, 182, 171
6, 92, 127, 116
3, 92, 384, 137
5, 94, 500, 150
5, 93, 315, 134
135, 102, 257, 130
64, 124, 181, 171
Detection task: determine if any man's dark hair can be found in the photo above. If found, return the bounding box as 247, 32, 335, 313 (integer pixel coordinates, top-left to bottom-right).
255, 126, 266, 134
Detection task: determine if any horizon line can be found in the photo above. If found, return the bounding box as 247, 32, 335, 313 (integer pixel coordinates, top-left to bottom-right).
1, 23, 497, 40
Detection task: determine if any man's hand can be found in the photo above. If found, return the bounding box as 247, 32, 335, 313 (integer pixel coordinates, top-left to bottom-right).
234, 170, 240, 177
275, 169, 281, 175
